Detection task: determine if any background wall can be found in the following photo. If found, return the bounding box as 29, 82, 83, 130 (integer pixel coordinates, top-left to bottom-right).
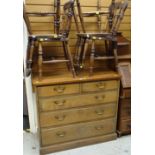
25, 0, 131, 55
23, 20, 38, 133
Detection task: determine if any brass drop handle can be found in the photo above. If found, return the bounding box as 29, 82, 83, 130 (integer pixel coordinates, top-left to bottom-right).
54, 100, 66, 106
56, 131, 66, 137
95, 125, 104, 130
55, 115, 66, 121
96, 82, 105, 89
95, 95, 105, 101
95, 109, 104, 115
53, 86, 66, 93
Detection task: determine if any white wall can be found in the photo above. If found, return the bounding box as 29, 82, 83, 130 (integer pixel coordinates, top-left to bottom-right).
23, 20, 38, 133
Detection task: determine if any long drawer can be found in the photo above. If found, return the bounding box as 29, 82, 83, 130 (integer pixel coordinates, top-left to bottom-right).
39, 90, 118, 112
82, 80, 119, 93
37, 83, 80, 97
40, 103, 117, 128
41, 118, 116, 146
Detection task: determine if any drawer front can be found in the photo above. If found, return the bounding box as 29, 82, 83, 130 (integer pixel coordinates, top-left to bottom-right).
119, 98, 131, 119
41, 118, 115, 146
39, 91, 118, 112
119, 119, 131, 132
82, 80, 119, 93
40, 103, 117, 127
37, 84, 80, 97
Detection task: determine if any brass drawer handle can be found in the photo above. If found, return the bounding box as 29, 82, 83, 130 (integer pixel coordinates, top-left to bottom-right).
56, 131, 66, 137
95, 125, 104, 130
54, 100, 66, 106
95, 109, 104, 115
53, 86, 66, 93
55, 115, 66, 121
96, 82, 105, 89
95, 95, 105, 101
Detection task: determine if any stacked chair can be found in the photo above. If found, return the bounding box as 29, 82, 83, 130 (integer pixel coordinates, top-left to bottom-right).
24, 0, 128, 77
23, 0, 76, 77
73, 0, 128, 75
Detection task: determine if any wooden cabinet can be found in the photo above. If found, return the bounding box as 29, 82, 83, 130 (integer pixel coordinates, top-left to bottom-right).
32, 71, 120, 154
117, 88, 131, 136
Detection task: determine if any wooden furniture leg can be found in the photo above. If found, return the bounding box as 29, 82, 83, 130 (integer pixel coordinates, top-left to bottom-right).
79, 38, 86, 68
62, 41, 70, 70
90, 39, 95, 76
74, 36, 81, 65
76, 38, 84, 68
38, 41, 43, 77
64, 41, 76, 77
27, 39, 35, 76
82, 38, 89, 66
113, 41, 118, 71
104, 40, 109, 55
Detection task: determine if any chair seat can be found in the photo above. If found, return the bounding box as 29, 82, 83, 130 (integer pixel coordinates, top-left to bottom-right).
77, 32, 117, 41
29, 34, 68, 41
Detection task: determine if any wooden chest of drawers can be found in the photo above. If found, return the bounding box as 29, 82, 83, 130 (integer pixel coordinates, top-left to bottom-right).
33, 72, 120, 154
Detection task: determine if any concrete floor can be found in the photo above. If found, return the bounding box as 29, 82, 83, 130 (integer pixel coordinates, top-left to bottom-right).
23, 131, 131, 155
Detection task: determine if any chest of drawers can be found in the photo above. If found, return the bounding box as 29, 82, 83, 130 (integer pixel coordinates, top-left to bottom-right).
33, 72, 120, 154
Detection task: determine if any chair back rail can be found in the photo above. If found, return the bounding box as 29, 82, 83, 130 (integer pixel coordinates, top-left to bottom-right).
74, 0, 128, 35
24, 0, 60, 35
74, 0, 110, 34
109, 0, 128, 34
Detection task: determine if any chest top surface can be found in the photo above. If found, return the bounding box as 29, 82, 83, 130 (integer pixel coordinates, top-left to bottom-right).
32, 69, 120, 87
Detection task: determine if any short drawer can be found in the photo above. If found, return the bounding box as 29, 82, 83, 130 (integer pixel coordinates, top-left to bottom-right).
82, 80, 119, 93
41, 118, 115, 146
119, 119, 131, 132
37, 84, 80, 97
119, 98, 131, 119
39, 90, 118, 111
40, 103, 117, 128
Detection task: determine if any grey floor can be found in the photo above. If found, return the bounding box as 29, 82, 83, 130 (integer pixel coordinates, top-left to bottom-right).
23, 131, 131, 155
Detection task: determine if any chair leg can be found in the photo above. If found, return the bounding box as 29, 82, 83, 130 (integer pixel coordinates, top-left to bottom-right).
77, 37, 84, 68
62, 41, 70, 70
90, 39, 95, 76
26, 39, 35, 76
82, 39, 89, 62
74, 36, 81, 65
38, 41, 43, 77
113, 41, 118, 71
64, 41, 76, 77
104, 40, 109, 56
79, 38, 86, 68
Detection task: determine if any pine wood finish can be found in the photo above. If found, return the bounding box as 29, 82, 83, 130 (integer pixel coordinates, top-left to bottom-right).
39, 90, 118, 111
33, 69, 120, 154
37, 83, 80, 97
40, 103, 117, 127
41, 118, 116, 146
